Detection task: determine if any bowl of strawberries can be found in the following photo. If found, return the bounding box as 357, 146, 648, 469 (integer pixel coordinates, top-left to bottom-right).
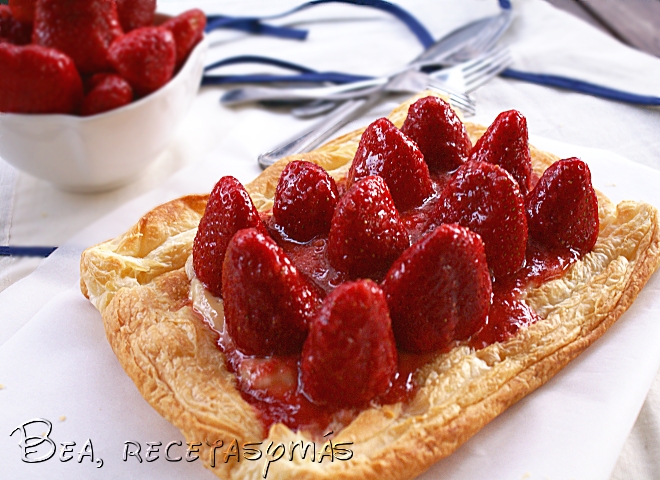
0, 0, 207, 192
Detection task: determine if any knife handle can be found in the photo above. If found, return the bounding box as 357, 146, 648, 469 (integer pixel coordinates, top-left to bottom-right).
257, 94, 383, 169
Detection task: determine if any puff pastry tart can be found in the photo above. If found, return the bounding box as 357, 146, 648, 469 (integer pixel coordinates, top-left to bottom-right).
80, 91, 660, 479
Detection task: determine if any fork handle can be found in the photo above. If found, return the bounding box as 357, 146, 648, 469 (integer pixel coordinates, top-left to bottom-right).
258, 94, 383, 169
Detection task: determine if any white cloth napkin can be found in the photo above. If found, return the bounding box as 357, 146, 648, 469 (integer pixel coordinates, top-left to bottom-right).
0, 158, 17, 292
2, 0, 660, 478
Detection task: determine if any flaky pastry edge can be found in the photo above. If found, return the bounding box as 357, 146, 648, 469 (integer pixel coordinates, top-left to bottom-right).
80, 92, 660, 480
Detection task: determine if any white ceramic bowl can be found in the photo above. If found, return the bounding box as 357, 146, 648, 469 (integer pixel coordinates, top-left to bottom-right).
0, 35, 208, 193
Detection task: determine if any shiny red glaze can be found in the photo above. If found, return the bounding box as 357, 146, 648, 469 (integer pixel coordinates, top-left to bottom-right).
273, 160, 339, 242
328, 176, 410, 281
32, 0, 122, 75
470, 110, 533, 195
382, 223, 492, 353
265, 217, 346, 295
208, 315, 430, 436
222, 228, 321, 356
196, 101, 598, 433
108, 26, 176, 96
161, 8, 206, 70
348, 117, 434, 212
204, 234, 582, 434
401, 96, 471, 173
193, 176, 266, 297
0, 43, 83, 114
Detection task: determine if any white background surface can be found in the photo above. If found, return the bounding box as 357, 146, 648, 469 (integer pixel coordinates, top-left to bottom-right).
2, 0, 660, 478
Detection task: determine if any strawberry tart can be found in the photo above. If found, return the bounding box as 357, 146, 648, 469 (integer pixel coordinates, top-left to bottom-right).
80, 91, 660, 479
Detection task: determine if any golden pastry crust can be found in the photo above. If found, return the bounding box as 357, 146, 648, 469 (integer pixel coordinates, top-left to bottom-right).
80, 92, 660, 480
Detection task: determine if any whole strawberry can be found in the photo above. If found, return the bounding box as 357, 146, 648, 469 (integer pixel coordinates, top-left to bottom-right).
81, 73, 133, 116
300, 279, 397, 408
8, 0, 35, 23
192, 176, 266, 298
115, 0, 155, 32
0, 43, 82, 113
470, 110, 533, 195
162, 8, 206, 71
0, 5, 32, 45
401, 96, 472, 173
32, 0, 122, 75
273, 160, 339, 242
435, 161, 528, 279
108, 26, 176, 96
348, 117, 434, 212
381, 223, 492, 353
223, 228, 322, 356
527, 157, 599, 255
328, 176, 410, 280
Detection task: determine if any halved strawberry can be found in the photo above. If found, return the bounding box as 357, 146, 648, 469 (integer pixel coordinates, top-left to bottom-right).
347, 117, 434, 212
434, 161, 527, 279
401, 96, 471, 173
470, 110, 533, 195
381, 223, 491, 353
161, 8, 206, 71
300, 279, 397, 407
526, 157, 599, 256
223, 228, 321, 356
273, 160, 339, 242
192, 176, 266, 298
328, 176, 409, 280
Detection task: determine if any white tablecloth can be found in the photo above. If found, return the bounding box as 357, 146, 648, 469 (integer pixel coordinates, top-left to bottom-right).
2, 0, 660, 478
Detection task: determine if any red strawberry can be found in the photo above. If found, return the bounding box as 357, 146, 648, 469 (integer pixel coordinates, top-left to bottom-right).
328, 176, 410, 280
192, 176, 266, 298
435, 161, 527, 279
0, 5, 32, 45
223, 228, 322, 356
381, 223, 492, 353
0, 43, 83, 113
8, 0, 35, 23
81, 73, 133, 116
108, 26, 176, 96
300, 279, 397, 407
273, 160, 339, 242
401, 96, 472, 173
526, 157, 599, 255
347, 117, 434, 212
32, 0, 123, 75
161, 8, 206, 71
470, 110, 533, 195
115, 0, 155, 32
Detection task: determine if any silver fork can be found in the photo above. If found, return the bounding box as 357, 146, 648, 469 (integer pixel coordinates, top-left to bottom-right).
256, 48, 511, 169
387, 48, 511, 97
289, 8, 513, 118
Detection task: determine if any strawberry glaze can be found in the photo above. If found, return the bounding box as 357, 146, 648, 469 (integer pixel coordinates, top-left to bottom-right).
193, 170, 583, 437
